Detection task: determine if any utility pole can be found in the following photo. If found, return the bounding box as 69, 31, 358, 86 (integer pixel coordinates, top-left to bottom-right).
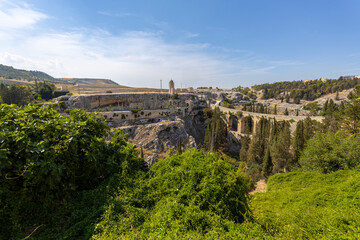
160, 79, 162, 91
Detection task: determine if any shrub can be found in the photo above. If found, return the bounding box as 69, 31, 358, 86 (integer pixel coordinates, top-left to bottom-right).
0, 104, 145, 238
91, 150, 253, 238
130, 108, 141, 114
299, 131, 360, 173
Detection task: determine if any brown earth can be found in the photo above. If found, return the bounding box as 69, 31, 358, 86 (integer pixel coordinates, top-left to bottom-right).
250, 179, 267, 195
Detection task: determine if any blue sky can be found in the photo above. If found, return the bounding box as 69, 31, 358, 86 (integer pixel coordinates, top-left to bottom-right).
0, 0, 360, 88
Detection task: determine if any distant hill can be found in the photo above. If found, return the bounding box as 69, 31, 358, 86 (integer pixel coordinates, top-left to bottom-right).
59, 78, 121, 86
0, 64, 127, 88
0, 64, 56, 82
251, 77, 360, 101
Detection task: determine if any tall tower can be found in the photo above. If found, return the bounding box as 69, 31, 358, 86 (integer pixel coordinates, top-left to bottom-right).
169, 80, 175, 94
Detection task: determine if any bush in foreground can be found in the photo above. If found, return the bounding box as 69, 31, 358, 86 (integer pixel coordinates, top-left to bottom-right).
0, 104, 145, 238
90, 150, 255, 239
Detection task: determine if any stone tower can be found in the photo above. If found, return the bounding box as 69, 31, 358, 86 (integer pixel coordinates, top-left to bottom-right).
169, 80, 175, 95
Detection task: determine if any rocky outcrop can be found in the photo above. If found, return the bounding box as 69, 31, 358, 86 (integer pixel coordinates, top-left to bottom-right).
119, 120, 196, 166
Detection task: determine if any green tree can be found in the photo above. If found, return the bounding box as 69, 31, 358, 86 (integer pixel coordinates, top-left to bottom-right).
203, 107, 226, 152
271, 121, 291, 173
0, 85, 32, 105
284, 108, 289, 115
299, 131, 360, 173
292, 120, 305, 164
262, 147, 273, 177
239, 135, 250, 161
343, 99, 360, 135
39, 81, 56, 100
177, 136, 182, 154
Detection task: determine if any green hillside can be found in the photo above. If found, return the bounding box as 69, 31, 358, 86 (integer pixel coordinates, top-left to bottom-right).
251, 170, 360, 239
59, 78, 120, 86
252, 77, 360, 101
0, 64, 123, 87
0, 64, 56, 82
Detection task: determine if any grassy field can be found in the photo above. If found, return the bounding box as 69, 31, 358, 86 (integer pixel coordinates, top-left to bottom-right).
251, 169, 360, 239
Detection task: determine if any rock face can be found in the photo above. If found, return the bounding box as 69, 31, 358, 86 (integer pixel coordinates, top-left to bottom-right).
54, 93, 201, 111
120, 120, 197, 166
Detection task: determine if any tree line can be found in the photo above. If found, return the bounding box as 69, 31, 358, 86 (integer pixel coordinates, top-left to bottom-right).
252, 78, 360, 102
0, 81, 69, 105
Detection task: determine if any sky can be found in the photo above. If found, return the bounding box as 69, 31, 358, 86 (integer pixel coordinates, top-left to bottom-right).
0, 0, 360, 88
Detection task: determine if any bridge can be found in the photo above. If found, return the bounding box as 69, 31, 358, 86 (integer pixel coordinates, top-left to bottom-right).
218, 106, 324, 135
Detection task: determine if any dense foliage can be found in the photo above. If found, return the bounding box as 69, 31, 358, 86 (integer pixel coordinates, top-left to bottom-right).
0, 84, 32, 105
203, 107, 227, 152
299, 131, 360, 173
240, 117, 314, 180
90, 151, 253, 239
0, 82, 69, 105
0, 104, 145, 238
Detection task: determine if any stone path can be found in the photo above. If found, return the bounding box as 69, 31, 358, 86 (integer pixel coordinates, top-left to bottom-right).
250, 179, 267, 195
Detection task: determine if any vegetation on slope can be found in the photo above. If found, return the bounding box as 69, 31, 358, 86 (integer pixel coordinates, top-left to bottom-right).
0, 64, 56, 82
251, 169, 360, 239
252, 78, 360, 101
0, 82, 69, 105
88, 150, 256, 239
0, 104, 146, 239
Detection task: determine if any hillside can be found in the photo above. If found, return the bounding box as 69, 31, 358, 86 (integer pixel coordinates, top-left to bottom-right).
0, 64, 128, 88
0, 64, 56, 82
251, 170, 360, 239
59, 78, 121, 86
252, 77, 360, 102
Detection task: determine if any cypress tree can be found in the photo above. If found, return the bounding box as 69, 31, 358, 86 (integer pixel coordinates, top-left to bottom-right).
140, 146, 144, 159
239, 135, 250, 161
303, 116, 313, 141
204, 122, 212, 151
285, 94, 290, 103
293, 120, 305, 164
284, 108, 289, 115
176, 136, 182, 155
262, 147, 273, 177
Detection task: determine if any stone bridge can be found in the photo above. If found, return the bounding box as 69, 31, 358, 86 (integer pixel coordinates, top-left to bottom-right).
218, 106, 324, 135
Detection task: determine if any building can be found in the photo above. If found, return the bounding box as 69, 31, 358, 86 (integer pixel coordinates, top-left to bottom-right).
340, 75, 360, 80
169, 80, 175, 95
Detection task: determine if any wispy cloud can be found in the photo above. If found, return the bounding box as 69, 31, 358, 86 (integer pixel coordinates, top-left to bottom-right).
0, 0, 47, 29
0, 1, 296, 88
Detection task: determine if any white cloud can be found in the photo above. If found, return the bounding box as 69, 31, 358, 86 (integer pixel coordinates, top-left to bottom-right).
0, 0, 47, 29
0, 1, 295, 88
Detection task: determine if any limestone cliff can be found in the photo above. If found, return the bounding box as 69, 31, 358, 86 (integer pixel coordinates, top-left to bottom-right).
119, 120, 197, 166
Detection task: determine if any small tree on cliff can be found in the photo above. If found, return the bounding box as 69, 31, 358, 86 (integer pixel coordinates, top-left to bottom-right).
177, 136, 182, 155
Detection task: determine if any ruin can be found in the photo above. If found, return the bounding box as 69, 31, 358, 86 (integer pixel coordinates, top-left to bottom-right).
169, 80, 175, 95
